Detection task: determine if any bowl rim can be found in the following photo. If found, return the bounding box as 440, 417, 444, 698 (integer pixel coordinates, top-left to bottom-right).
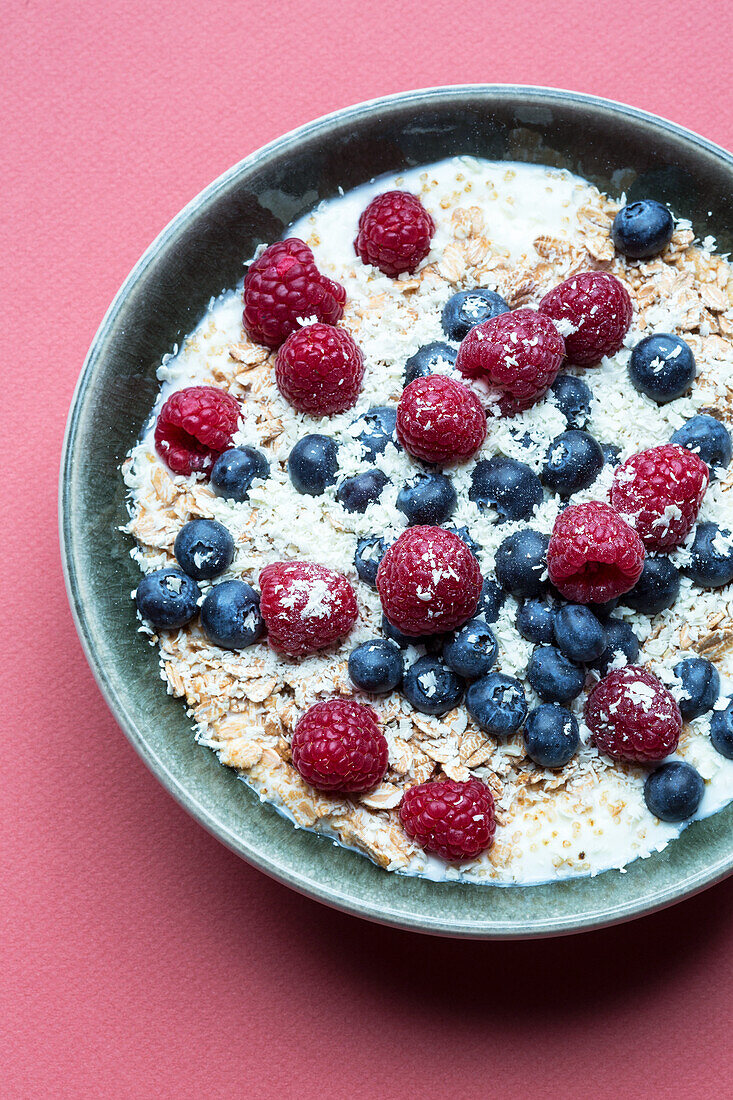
60, 84, 733, 938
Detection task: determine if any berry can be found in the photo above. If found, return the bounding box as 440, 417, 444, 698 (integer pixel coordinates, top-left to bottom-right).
174, 519, 234, 580
336, 469, 389, 513
287, 435, 338, 496
523, 705, 580, 769
516, 598, 556, 644
588, 597, 619, 618
444, 525, 480, 555
456, 309, 565, 415
354, 536, 387, 588
441, 289, 510, 342
466, 672, 527, 735
291, 699, 387, 793
396, 376, 487, 465
671, 414, 733, 479
135, 568, 200, 630
475, 578, 506, 623
381, 614, 420, 649
399, 778, 496, 862
612, 200, 674, 259
683, 522, 733, 588
259, 561, 357, 656
644, 761, 704, 822
585, 666, 681, 763
443, 618, 498, 680
402, 655, 464, 715
376, 526, 482, 636
553, 604, 607, 663
547, 501, 645, 603
200, 580, 264, 650
495, 528, 550, 598
354, 191, 435, 276
541, 430, 604, 496
629, 333, 696, 404
601, 443, 621, 467
589, 619, 640, 676
622, 556, 680, 615
348, 639, 403, 693
539, 271, 632, 366
550, 373, 592, 429
275, 323, 364, 415
528, 645, 585, 704
353, 405, 399, 460
210, 445, 270, 502
243, 238, 346, 348
469, 457, 543, 521
673, 657, 720, 720
396, 470, 457, 526
711, 701, 733, 759
154, 386, 241, 475
611, 444, 709, 550
404, 341, 456, 385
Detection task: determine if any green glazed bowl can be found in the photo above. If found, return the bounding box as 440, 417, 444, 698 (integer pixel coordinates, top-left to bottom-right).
61, 86, 733, 937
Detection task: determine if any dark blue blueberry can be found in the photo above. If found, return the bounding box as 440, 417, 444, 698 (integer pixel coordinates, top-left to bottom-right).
523, 704, 580, 769
135, 568, 200, 630
287, 434, 338, 495
684, 523, 733, 588
353, 406, 398, 460
611, 199, 674, 259
628, 333, 696, 404
444, 525, 481, 556
397, 470, 457, 526
173, 519, 234, 580
644, 761, 704, 822
404, 341, 457, 385
541, 431, 604, 496
443, 618, 498, 680
601, 443, 621, 467
623, 556, 681, 615
348, 639, 403, 693
354, 536, 387, 588
469, 456, 543, 521
200, 579, 264, 650
495, 529, 549, 598
474, 578, 506, 624
589, 619, 640, 676
711, 700, 733, 759
441, 288, 510, 341
553, 604, 607, 663
550, 374, 592, 429
381, 614, 416, 649
671, 414, 733, 478
336, 469, 389, 513
402, 655, 464, 716
211, 446, 270, 502
673, 657, 720, 720
528, 646, 585, 703
516, 599, 556, 644
587, 597, 619, 618
466, 672, 527, 736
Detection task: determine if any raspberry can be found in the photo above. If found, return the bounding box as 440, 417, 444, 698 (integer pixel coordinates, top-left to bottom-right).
539, 271, 632, 366
455, 309, 565, 415
243, 238, 346, 349
610, 443, 709, 550
547, 501, 645, 603
275, 323, 364, 415
399, 778, 496, 861
154, 385, 241, 475
396, 375, 487, 464
354, 191, 435, 277
259, 561, 358, 656
585, 666, 682, 763
291, 699, 388, 793
376, 526, 483, 636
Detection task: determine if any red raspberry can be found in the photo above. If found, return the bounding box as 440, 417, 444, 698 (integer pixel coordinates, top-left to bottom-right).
547, 501, 645, 603
610, 443, 709, 551
154, 385, 240, 475
243, 238, 346, 349
259, 561, 358, 656
376, 526, 482, 636
455, 309, 565, 415
354, 191, 435, 277
399, 778, 496, 862
539, 271, 632, 366
291, 699, 388, 793
275, 323, 364, 415
585, 666, 682, 763
396, 375, 487, 464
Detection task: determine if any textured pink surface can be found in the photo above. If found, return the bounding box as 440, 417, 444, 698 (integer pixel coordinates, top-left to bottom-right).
5, 1, 733, 1096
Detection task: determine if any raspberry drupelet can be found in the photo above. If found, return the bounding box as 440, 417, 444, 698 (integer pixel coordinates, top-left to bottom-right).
259, 561, 358, 656
354, 191, 435, 276
547, 501, 645, 604
291, 699, 388, 793
154, 385, 241, 476
275, 323, 365, 415
400, 778, 497, 861
585, 666, 682, 763
610, 443, 709, 550
539, 271, 633, 366
396, 375, 487, 464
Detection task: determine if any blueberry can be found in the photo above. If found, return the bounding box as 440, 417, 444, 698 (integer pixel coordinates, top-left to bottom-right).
601, 443, 621, 467
443, 619, 498, 680
402, 655, 464, 715
475, 578, 506, 623
528, 646, 585, 703
444, 525, 480, 555
671, 414, 733, 478
469, 457, 543, 521
684, 523, 733, 588
523, 704, 580, 769
441, 288, 510, 341
541, 431, 604, 496
287, 434, 338, 495
211, 446, 270, 502
623, 556, 681, 615
200, 579, 263, 649
353, 406, 398, 460
611, 199, 674, 259
550, 374, 592, 429
173, 518, 234, 581
516, 599, 556, 644
336, 469, 389, 513
628, 333, 696, 404
711, 700, 733, 759
466, 672, 527, 736
381, 615, 416, 649
587, 597, 619, 618
673, 657, 720, 720
495, 529, 549, 598
354, 536, 387, 588
404, 341, 456, 385
397, 470, 457, 526
348, 639, 403, 693
644, 761, 704, 822
135, 568, 200, 630
553, 604, 607, 663
589, 619, 640, 676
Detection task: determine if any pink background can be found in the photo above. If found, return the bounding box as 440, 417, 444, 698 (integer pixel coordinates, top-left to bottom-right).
5, 2, 733, 1096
